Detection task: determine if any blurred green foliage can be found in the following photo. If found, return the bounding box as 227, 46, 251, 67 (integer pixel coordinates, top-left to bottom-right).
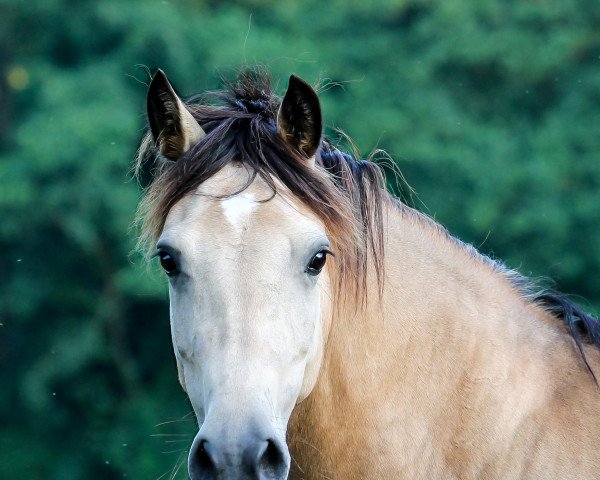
1, 0, 599, 478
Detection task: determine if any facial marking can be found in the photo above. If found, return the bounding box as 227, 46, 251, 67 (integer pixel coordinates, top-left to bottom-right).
220, 194, 257, 232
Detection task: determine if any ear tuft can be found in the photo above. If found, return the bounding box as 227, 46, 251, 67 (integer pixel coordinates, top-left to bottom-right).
146, 69, 205, 161
277, 74, 322, 160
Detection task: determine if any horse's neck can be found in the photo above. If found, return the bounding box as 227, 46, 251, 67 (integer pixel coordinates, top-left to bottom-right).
332, 202, 563, 400
289, 202, 598, 478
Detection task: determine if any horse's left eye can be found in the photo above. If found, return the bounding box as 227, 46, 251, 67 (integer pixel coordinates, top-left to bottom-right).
158, 250, 179, 276
306, 250, 329, 276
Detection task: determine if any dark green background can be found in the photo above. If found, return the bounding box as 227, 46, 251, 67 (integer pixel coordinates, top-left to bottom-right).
1, 1, 599, 478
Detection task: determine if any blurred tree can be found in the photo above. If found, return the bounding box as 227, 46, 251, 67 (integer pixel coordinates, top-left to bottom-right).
0, 0, 598, 478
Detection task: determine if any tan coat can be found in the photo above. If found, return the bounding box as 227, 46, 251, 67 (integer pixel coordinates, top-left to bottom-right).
289, 202, 600, 479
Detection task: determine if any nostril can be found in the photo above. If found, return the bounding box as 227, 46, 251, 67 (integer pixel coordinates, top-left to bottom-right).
256, 439, 289, 479
197, 440, 215, 471
189, 439, 217, 480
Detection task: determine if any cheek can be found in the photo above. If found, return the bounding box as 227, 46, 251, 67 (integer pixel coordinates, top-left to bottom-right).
169, 305, 197, 360
287, 287, 322, 358
277, 289, 325, 406
297, 273, 332, 402
169, 284, 214, 358
175, 357, 187, 391
168, 291, 210, 400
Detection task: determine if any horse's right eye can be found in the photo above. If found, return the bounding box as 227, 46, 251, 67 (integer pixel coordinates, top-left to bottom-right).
158, 250, 179, 276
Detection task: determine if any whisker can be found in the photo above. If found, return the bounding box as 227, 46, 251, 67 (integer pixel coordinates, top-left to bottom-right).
162, 448, 188, 455
169, 451, 187, 480
296, 438, 321, 453
154, 412, 195, 428
154, 418, 195, 427
290, 453, 305, 474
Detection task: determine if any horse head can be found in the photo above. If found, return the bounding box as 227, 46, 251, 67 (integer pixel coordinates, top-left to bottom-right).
142, 70, 344, 480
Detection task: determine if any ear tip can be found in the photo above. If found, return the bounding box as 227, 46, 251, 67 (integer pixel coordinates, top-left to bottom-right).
288, 74, 310, 90
149, 68, 170, 91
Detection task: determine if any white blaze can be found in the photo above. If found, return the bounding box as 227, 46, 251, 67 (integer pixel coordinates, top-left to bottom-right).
221, 194, 257, 231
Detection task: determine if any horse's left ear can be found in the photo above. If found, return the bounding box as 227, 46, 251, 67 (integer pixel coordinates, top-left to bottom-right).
146, 69, 206, 161
278, 74, 322, 164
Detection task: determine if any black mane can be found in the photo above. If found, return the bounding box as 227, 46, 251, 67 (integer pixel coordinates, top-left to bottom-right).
535, 292, 600, 383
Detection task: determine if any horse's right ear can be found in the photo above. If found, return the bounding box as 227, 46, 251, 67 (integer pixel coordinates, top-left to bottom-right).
146, 69, 206, 161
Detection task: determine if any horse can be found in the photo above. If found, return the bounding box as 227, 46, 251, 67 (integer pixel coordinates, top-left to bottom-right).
135, 67, 600, 479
